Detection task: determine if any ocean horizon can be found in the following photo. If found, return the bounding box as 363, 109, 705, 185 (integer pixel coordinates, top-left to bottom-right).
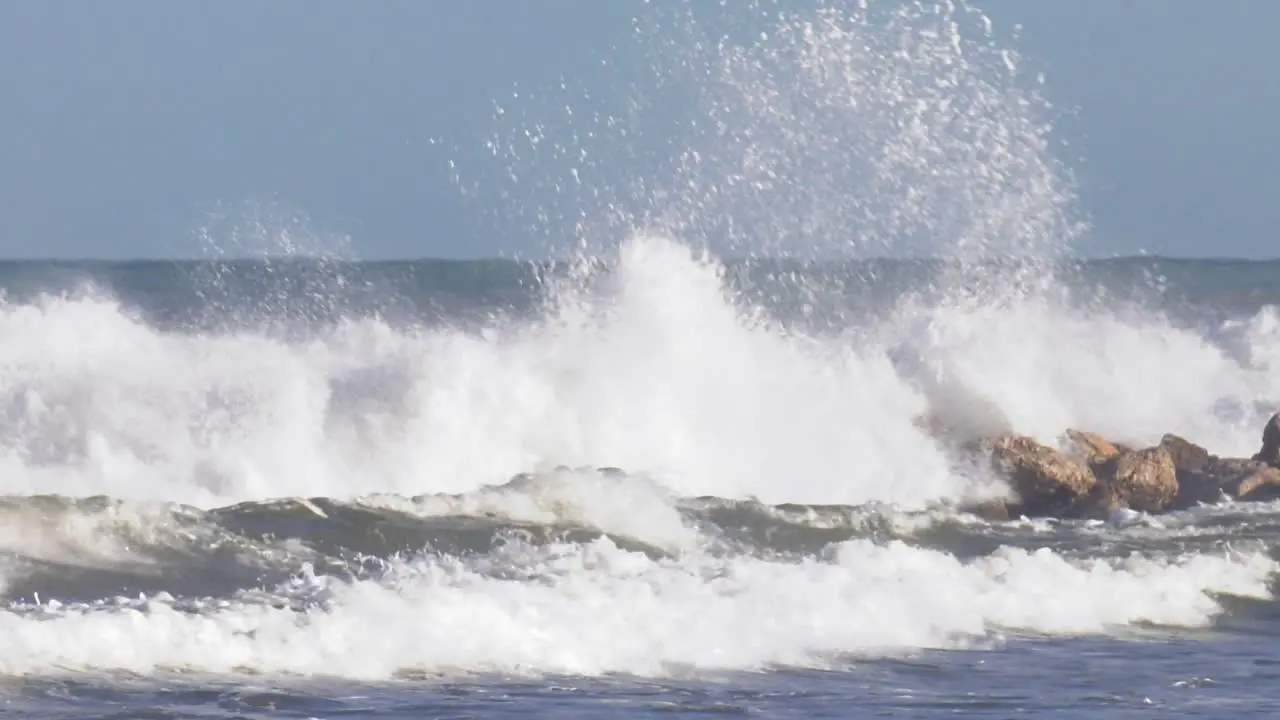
4, 1, 1280, 717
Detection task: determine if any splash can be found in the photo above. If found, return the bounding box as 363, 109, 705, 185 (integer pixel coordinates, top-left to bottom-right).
478, 0, 1082, 267
0, 1, 1269, 510
0, 0, 1277, 683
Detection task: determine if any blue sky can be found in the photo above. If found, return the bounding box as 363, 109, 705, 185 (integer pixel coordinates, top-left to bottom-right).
0, 1, 1275, 259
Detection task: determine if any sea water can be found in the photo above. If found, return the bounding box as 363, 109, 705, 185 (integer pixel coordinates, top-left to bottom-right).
3, 1, 1279, 717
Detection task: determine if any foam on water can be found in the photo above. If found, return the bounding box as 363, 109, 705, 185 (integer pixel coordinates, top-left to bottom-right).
1, 0, 1279, 682
0, 238, 1276, 509
350, 465, 702, 556
0, 538, 1271, 679
0, 2, 1266, 510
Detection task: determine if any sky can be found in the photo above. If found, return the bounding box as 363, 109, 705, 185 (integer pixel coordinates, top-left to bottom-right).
0, 0, 1275, 260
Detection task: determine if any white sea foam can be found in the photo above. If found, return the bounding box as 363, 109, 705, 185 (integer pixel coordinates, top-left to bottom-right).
0, 1, 1278, 684
0, 538, 1270, 678
0, 0, 1270, 513
0, 499, 174, 575
366, 465, 699, 554
0, 236, 1276, 512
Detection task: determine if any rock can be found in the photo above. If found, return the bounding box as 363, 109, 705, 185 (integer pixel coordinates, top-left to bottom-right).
1254, 413, 1280, 467
1160, 434, 1212, 474
1096, 447, 1179, 513
1159, 433, 1215, 509
1062, 429, 1120, 466
1202, 457, 1280, 501
1171, 456, 1280, 508
988, 436, 1096, 517
1172, 469, 1230, 509
1235, 465, 1280, 501
959, 423, 1280, 518
960, 498, 1014, 522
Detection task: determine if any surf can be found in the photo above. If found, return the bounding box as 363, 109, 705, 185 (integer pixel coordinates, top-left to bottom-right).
0, 0, 1275, 682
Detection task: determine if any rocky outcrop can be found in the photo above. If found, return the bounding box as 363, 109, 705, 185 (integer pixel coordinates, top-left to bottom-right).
1180, 457, 1280, 502
967, 414, 1280, 520
981, 434, 1180, 518
1254, 413, 1280, 467
1094, 446, 1179, 513
1160, 434, 1211, 474
1172, 469, 1230, 508
1063, 429, 1120, 467
1233, 463, 1280, 501
1151, 434, 1218, 509
1163, 435, 1280, 508
960, 498, 1014, 522
987, 436, 1096, 517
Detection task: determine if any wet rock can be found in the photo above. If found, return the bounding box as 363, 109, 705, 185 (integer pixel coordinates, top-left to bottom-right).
1198, 457, 1280, 501
988, 436, 1096, 517
1234, 465, 1280, 501
1062, 429, 1120, 467
1157, 434, 1220, 509
1094, 447, 1179, 514
1253, 413, 1280, 467
959, 498, 1013, 522
954, 420, 1280, 518
1171, 456, 1280, 508
1172, 469, 1231, 509
1160, 434, 1212, 474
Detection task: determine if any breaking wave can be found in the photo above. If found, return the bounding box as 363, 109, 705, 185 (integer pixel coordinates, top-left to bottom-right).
0, 0, 1277, 681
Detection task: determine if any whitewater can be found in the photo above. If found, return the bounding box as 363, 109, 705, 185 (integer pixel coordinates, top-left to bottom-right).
2, 0, 1280, 717
0, 246, 1278, 693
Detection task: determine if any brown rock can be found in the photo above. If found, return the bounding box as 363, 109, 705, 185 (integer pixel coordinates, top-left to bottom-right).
1254, 413, 1280, 467
1172, 457, 1280, 508
1160, 434, 1212, 474
1235, 465, 1280, 501
1098, 447, 1179, 513
1202, 457, 1280, 500
1172, 470, 1229, 509
989, 436, 1096, 517
1206, 457, 1262, 484
1080, 484, 1123, 519
1063, 429, 1120, 466
960, 498, 1013, 522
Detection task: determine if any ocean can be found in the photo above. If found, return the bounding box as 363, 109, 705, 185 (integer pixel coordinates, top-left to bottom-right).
6, 1, 1280, 717
0, 252, 1278, 718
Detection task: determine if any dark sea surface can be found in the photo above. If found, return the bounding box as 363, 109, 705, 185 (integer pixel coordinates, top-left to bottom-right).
0, 253, 1279, 718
